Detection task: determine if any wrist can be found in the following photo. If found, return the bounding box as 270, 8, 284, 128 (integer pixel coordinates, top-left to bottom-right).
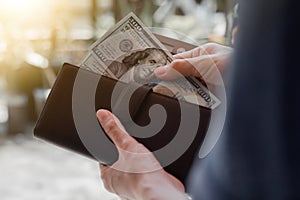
136, 172, 186, 200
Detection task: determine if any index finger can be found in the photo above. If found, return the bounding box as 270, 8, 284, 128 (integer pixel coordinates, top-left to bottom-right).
154, 57, 201, 80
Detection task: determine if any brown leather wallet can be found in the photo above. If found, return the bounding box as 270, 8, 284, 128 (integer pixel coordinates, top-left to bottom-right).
34, 34, 211, 184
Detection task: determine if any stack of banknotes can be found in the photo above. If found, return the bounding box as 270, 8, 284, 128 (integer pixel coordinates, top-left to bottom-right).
80, 12, 220, 109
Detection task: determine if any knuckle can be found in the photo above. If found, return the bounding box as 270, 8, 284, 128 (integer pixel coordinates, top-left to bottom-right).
112, 132, 125, 145
110, 124, 124, 135
105, 119, 118, 133
120, 138, 133, 150
120, 136, 139, 151
195, 46, 204, 56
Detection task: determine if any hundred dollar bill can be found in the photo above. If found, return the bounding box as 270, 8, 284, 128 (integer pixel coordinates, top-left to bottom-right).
80, 12, 220, 109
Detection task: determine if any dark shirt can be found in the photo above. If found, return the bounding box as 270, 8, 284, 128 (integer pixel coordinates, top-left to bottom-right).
187, 0, 300, 199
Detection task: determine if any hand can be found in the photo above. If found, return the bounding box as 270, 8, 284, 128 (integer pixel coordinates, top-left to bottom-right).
97, 109, 186, 200
152, 85, 174, 97
154, 43, 232, 86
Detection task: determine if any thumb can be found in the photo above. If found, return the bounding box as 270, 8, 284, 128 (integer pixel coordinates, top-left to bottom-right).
154, 58, 201, 80
97, 109, 135, 150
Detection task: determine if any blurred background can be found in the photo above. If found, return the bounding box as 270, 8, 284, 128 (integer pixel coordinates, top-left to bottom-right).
0, 0, 237, 199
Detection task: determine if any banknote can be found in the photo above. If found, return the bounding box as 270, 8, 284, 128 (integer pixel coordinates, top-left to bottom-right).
80, 12, 220, 109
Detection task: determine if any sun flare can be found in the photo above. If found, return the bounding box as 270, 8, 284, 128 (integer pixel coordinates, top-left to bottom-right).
0, 0, 53, 24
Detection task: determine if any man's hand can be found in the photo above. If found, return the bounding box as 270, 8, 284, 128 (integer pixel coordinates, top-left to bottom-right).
154, 43, 232, 86
97, 109, 186, 200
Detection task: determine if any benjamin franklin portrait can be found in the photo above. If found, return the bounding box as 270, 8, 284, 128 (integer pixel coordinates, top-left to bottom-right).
104, 48, 168, 84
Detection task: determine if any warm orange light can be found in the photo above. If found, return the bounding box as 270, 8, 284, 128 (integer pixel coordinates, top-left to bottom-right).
0, 0, 52, 24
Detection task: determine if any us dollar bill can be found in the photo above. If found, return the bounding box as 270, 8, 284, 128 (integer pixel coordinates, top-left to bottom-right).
80, 12, 220, 109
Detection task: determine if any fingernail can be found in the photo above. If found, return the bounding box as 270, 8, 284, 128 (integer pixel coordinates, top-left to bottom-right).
154, 66, 167, 76
97, 109, 110, 123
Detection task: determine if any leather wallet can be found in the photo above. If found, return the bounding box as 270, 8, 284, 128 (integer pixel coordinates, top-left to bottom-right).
34, 34, 211, 184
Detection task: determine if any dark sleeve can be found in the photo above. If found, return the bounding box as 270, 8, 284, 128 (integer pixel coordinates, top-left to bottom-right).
187, 0, 300, 199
